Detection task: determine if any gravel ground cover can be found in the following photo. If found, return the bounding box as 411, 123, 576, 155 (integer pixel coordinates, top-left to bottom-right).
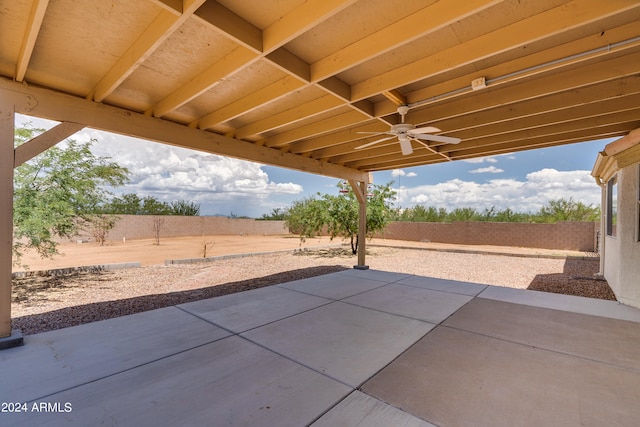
11, 246, 614, 336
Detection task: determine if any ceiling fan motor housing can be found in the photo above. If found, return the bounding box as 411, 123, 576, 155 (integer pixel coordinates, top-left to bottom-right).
390, 123, 415, 136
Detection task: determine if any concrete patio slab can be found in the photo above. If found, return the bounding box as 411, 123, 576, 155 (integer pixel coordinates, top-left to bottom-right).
3, 270, 640, 426
278, 271, 389, 300
242, 301, 433, 387
2, 336, 351, 427
362, 326, 640, 427
479, 285, 640, 322
336, 268, 412, 283
178, 285, 331, 333
344, 283, 473, 324
0, 306, 229, 403
396, 275, 487, 296
445, 298, 640, 371
311, 391, 435, 427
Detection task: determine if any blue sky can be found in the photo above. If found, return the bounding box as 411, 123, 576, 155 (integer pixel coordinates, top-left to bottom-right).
17, 114, 610, 218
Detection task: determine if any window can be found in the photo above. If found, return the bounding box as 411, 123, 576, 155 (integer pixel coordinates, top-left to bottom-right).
607, 175, 617, 237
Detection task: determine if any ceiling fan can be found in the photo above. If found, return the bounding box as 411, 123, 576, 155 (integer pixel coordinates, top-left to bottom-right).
355, 105, 461, 155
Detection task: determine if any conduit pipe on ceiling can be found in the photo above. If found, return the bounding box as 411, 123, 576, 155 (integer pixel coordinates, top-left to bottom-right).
407, 35, 640, 109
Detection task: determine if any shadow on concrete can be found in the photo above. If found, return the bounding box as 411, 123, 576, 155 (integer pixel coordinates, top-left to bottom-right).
13, 265, 349, 336
527, 258, 616, 301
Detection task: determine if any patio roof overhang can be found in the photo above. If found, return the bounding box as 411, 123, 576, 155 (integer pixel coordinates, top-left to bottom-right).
2, 0, 640, 173
2, 0, 640, 341
592, 127, 640, 183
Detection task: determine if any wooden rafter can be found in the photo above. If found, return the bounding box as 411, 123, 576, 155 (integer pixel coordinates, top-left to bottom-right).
351, 0, 640, 101
88, 0, 207, 102
310, 0, 503, 82
0, 78, 367, 182
15, 0, 49, 82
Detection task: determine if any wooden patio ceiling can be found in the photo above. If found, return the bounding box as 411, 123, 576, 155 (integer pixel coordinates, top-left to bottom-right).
2, 0, 640, 180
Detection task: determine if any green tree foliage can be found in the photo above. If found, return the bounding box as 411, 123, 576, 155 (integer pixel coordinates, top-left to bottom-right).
533, 197, 600, 223
100, 193, 200, 216
285, 197, 328, 239
396, 197, 600, 223
258, 208, 288, 220
447, 207, 478, 222
285, 182, 396, 254
170, 200, 201, 216
13, 125, 129, 260
397, 205, 447, 222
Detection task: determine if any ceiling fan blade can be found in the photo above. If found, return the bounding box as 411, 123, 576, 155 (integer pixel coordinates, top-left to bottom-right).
408, 126, 441, 134
414, 133, 462, 144
399, 138, 413, 155
355, 135, 395, 149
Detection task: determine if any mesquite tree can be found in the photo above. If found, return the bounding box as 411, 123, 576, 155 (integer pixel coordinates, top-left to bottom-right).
285, 182, 396, 254
13, 125, 129, 262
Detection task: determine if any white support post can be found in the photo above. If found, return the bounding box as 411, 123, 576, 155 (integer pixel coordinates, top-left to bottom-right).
0, 99, 22, 347
349, 179, 369, 270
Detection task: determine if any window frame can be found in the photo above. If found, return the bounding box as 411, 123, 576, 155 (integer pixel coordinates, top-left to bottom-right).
607, 175, 618, 237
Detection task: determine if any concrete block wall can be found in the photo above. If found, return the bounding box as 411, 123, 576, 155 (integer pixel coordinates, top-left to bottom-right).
72, 215, 597, 251
81, 215, 288, 242
376, 221, 599, 251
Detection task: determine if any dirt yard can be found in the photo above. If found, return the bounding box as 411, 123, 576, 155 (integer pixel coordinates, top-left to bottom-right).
13, 234, 338, 272
10, 235, 615, 336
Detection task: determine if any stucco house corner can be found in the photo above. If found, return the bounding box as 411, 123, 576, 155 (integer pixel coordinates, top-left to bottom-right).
592, 128, 640, 308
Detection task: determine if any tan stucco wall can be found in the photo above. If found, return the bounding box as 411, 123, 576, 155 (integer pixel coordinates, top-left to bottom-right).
604, 164, 640, 308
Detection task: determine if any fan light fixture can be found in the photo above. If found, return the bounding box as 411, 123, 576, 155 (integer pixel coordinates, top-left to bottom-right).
355, 105, 461, 155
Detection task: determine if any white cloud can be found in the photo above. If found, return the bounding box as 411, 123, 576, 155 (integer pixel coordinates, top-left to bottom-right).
398, 168, 600, 213
70, 128, 304, 215
469, 166, 504, 174
462, 155, 498, 164
391, 169, 417, 178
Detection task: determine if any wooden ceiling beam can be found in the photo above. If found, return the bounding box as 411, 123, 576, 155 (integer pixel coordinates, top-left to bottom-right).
309, 0, 503, 82
15, 0, 49, 82
195, 1, 262, 52
89, 0, 206, 102
189, 0, 368, 132
451, 93, 640, 142
235, 95, 345, 139
1, 77, 367, 182
148, 0, 182, 16
326, 142, 420, 165
266, 65, 640, 161
287, 121, 390, 155
382, 90, 407, 106
148, 46, 257, 118
346, 121, 638, 171
332, 90, 640, 164
447, 122, 639, 160
401, 20, 640, 114
264, 110, 370, 149
263, 0, 356, 53
407, 51, 640, 126
195, 76, 306, 130
429, 75, 640, 135
351, 0, 640, 101
369, 19, 640, 119
443, 110, 640, 154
